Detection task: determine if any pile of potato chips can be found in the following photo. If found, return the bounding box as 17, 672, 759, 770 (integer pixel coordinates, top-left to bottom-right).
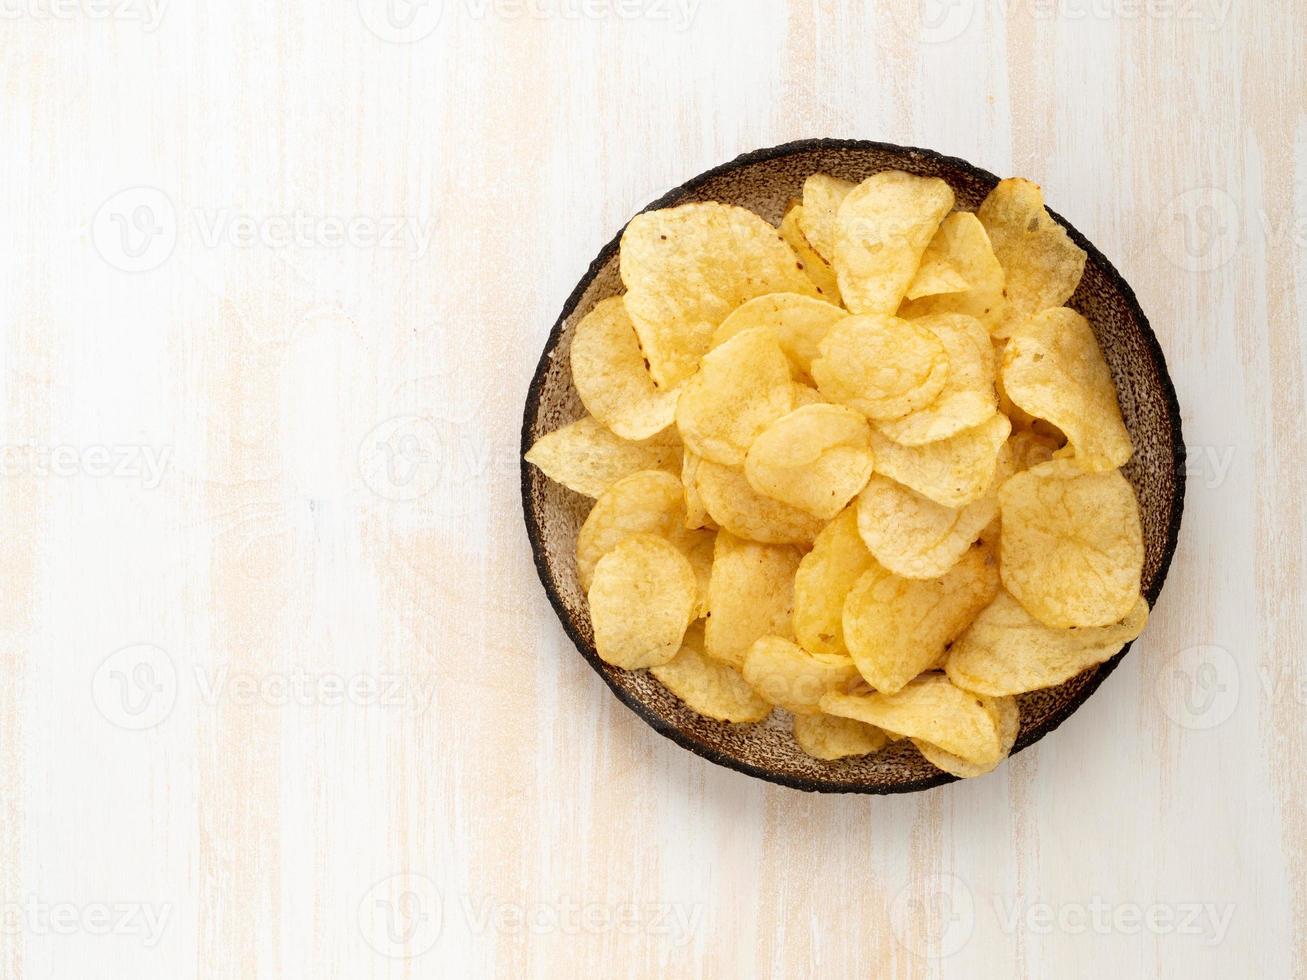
527, 171, 1148, 779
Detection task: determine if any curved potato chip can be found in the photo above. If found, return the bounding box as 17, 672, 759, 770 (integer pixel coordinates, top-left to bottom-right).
905, 226, 971, 299
711, 293, 848, 381
799, 173, 854, 261
856, 474, 997, 579
680, 451, 714, 530
741, 635, 860, 714
703, 532, 802, 668
695, 460, 826, 545
792, 507, 875, 656
876, 314, 997, 445
569, 297, 680, 439
620, 203, 818, 388
575, 469, 710, 590
525, 415, 680, 498
947, 591, 1149, 695
651, 621, 771, 723
842, 545, 999, 694
744, 404, 874, 519
675, 326, 795, 466
812, 314, 950, 421
998, 460, 1143, 627
589, 534, 696, 670
779, 206, 842, 303
869, 412, 1011, 507
1006, 428, 1061, 474
1000, 307, 1133, 472
913, 694, 1019, 777
683, 529, 716, 620
834, 171, 955, 315
821, 673, 1004, 766
791, 382, 826, 407
793, 711, 888, 760
977, 179, 1086, 337
899, 211, 1006, 331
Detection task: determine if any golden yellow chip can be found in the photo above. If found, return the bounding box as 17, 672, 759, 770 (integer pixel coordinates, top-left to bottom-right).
791, 382, 826, 407
842, 545, 999, 694
620, 202, 818, 388
675, 326, 795, 466
744, 404, 874, 519
833, 171, 955, 315
876, 314, 997, 445
683, 529, 716, 620
812, 314, 950, 421
855, 473, 998, 579
998, 460, 1144, 627
913, 694, 1019, 778
798, 173, 855, 261
680, 450, 714, 530
569, 297, 680, 439
704, 532, 802, 668
651, 622, 772, 723
899, 212, 1006, 331
947, 591, 1149, 696
588, 534, 696, 670
694, 459, 826, 545
575, 469, 709, 590
905, 222, 972, 299
792, 506, 875, 656
741, 635, 860, 714
711, 293, 848, 382
1006, 428, 1062, 473
821, 673, 1004, 766
779, 206, 842, 303
525, 415, 680, 499
868, 412, 1011, 507
792, 712, 888, 760
977, 178, 1087, 337
1000, 307, 1133, 471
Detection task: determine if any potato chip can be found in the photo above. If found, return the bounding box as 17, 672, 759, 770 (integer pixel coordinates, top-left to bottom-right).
711, 293, 848, 381
856, 474, 998, 579
779, 206, 842, 303
526, 415, 680, 498
569, 297, 680, 439
589, 534, 696, 670
868, 412, 1011, 507
694, 459, 826, 545
575, 469, 710, 589
998, 460, 1144, 627
977, 179, 1086, 337
842, 545, 999, 694
621, 203, 819, 388
811, 314, 950, 421
792, 507, 875, 656
683, 529, 716, 620
913, 694, 1019, 777
744, 404, 874, 520
651, 621, 771, 723
741, 635, 861, 714
680, 451, 714, 530
799, 173, 855, 261
791, 382, 826, 407
703, 532, 802, 668
946, 591, 1149, 696
1006, 428, 1061, 473
876, 314, 997, 445
792, 711, 888, 760
1000, 307, 1133, 471
675, 326, 795, 466
833, 171, 955, 315
905, 224, 972, 299
821, 673, 1004, 766
899, 212, 1007, 331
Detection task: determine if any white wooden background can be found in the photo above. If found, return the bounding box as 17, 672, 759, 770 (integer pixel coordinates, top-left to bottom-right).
0, 1, 1301, 976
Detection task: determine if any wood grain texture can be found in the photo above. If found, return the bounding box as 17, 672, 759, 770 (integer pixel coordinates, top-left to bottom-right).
0, 0, 1301, 975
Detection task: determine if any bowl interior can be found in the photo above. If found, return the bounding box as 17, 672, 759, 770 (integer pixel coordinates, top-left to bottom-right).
522, 139, 1184, 794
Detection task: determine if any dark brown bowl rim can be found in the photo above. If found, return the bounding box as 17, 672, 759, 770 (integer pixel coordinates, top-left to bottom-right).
520, 137, 1186, 794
